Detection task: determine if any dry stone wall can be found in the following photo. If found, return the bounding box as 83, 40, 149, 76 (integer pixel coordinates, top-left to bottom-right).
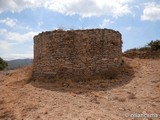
32, 29, 122, 80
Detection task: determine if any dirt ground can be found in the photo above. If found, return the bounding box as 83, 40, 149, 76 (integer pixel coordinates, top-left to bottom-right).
0, 57, 160, 120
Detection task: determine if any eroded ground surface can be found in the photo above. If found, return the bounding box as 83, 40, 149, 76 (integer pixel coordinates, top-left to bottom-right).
0, 58, 160, 120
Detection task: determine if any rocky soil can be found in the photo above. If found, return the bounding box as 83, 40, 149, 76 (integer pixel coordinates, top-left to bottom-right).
0, 57, 160, 120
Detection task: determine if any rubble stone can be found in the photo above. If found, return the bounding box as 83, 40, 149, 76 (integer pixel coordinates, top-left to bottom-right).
32, 29, 122, 80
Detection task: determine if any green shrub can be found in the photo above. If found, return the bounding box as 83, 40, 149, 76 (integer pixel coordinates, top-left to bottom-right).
138, 46, 150, 51
148, 40, 160, 50
0, 57, 8, 70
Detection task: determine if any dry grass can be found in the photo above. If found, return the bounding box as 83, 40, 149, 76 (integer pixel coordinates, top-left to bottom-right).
0, 58, 160, 120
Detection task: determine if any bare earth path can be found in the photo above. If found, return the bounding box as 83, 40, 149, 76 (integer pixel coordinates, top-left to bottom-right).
0, 58, 160, 120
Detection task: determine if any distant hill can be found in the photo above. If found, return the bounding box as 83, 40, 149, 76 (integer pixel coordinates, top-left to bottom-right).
7, 59, 33, 69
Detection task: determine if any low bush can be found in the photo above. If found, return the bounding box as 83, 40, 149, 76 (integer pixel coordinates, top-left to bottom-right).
147, 40, 160, 50
0, 57, 8, 70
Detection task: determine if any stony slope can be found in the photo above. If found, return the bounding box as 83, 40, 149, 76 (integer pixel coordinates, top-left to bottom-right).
0, 58, 160, 120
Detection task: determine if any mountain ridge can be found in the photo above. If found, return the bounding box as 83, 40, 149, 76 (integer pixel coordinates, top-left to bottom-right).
7, 58, 33, 69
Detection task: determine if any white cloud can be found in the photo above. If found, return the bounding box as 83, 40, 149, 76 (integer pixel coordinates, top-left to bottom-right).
0, 17, 17, 27
99, 19, 114, 28
44, 0, 133, 18
0, 29, 7, 33
141, 2, 160, 21
0, 53, 33, 60
0, 0, 133, 18
3, 53, 33, 60
0, 17, 32, 31
0, 41, 16, 51
0, 29, 37, 60
125, 26, 132, 31
7, 32, 37, 42
38, 21, 43, 27
0, 0, 42, 13
0, 29, 38, 43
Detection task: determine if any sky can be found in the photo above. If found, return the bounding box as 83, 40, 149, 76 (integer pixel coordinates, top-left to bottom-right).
0, 0, 160, 60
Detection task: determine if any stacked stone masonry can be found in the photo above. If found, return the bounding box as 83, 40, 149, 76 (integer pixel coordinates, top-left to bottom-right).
32, 29, 122, 80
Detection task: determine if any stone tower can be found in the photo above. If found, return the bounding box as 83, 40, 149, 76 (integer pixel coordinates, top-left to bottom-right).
32, 29, 122, 80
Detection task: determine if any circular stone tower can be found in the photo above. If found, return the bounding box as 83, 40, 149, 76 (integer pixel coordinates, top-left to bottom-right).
32, 29, 122, 80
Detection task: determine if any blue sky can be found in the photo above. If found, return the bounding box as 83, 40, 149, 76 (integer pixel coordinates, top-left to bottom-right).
0, 0, 160, 60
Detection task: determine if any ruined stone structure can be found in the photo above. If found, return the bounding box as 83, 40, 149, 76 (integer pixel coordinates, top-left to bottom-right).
32, 29, 122, 80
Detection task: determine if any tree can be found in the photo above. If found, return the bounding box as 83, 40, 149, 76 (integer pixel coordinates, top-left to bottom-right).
148, 40, 160, 50
0, 57, 8, 70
